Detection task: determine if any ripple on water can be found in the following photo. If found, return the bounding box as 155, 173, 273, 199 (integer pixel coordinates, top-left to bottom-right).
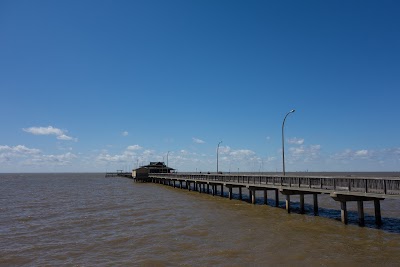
1, 173, 400, 266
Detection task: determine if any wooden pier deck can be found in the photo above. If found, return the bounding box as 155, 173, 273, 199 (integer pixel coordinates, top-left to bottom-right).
105, 171, 132, 178
143, 173, 400, 226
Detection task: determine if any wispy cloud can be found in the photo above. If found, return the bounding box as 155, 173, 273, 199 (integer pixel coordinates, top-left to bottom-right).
24, 152, 77, 166
288, 137, 304, 145
122, 131, 129, 136
332, 149, 372, 161
0, 144, 77, 167
0, 145, 41, 155
289, 144, 321, 162
219, 146, 256, 158
127, 145, 142, 150
23, 126, 77, 141
192, 137, 205, 144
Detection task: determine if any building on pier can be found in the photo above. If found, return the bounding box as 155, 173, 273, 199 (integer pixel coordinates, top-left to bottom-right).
132, 162, 174, 180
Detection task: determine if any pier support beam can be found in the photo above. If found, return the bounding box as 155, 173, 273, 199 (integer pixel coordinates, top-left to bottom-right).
313, 193, 319, 215
220, 185, 224, 197
264, 189, 268, 205
300, 194, 305, 214
331, 193, 384, 226
285, 195, 291, 213
251, 189, 256, 204
229, 187, 233, 200
357, 200, 365, 226
341, 201, 348, 224
275, 189, 279, 207
374, 199, 382, 226
239, 187, 242, 200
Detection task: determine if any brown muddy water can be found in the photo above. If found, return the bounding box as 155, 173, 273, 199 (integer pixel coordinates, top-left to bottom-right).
1, 173, 399, 266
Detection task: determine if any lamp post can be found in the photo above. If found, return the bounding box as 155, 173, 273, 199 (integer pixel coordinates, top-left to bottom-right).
166, 151, 170, 173
217, 141, 222, 173
282, 109, 295, 176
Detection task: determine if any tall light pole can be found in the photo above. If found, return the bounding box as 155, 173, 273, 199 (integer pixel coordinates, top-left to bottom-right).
166, 151, 170, 173
282, 109, 295, 176
217, 141, 222, 173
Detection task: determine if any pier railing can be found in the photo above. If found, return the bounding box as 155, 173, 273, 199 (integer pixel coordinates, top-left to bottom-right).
149, 173, 400, 197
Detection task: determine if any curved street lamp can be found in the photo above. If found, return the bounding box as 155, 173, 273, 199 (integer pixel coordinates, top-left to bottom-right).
282, 109, 295, 176
217, 141, 222, 173
166, 151, 170, 173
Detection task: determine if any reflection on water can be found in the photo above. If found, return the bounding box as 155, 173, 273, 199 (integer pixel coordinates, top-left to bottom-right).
1, 173, 400, 266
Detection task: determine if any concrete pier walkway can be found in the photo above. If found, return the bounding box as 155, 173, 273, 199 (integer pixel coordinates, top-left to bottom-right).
141, 173, 400, 226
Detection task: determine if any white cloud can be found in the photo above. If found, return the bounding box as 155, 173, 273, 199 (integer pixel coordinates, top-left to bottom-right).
332, 149, 371, 161
355, 150, 369, 156
219, 146, 231, 154
127, 145, 142, 150
0, 145, 41, 154
288, 137, 304, 145
230, 149, 255, 157
289, 144, 321, 162
23, 126, 63, 136
122, 131, 129, 136
0, 144, 77, 167
23, 126, 77, 141
25, 152, 77, 165
57, 134, 75, 141
192, 137, 205, 144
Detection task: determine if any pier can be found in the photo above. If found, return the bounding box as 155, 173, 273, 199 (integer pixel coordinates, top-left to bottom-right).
105, 170, 132, 178
140, 173, 400, 226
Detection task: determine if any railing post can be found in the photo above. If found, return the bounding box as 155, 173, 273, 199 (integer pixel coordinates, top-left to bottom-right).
365, 179, 368, 193
320, 178, 323, 189
348, 179, 351, 192
333, 178, 336, 190
309, 178, 311, 188
384, 180, 387, 194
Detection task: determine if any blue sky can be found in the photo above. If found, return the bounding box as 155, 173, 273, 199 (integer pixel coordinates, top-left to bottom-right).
1, 0, 399, 173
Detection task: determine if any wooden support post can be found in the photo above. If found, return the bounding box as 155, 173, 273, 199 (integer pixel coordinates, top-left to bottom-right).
180, 181, 182, 189
173, 181, 175, 188
249, 189, 252, 203
239, 187, 242, 200
251, 189, 256, 204
374, 199, 382, 226
212, 185, 215, 196
300, 194, 305, 214
341, 201, 348, 224
286, 195, 291, 213
188, 181, 191, 191
220, 184, 224, 197
275, 189, 279, 207
264, 189, 268, 205
229, 187, 232, 200
313, 193, 319, 215
357, 200, 365, 226
207, 184, 210, 194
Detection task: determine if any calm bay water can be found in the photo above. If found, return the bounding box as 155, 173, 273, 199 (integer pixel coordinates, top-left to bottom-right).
1, 173, 400, 266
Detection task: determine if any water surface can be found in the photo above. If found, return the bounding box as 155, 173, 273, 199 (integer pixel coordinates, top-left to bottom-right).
1, 173, 399, 266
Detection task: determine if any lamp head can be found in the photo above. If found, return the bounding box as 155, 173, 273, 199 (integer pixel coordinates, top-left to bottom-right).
290, 109, 295, 113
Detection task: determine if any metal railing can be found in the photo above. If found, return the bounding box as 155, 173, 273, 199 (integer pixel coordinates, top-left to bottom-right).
149, 173, 400, 196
